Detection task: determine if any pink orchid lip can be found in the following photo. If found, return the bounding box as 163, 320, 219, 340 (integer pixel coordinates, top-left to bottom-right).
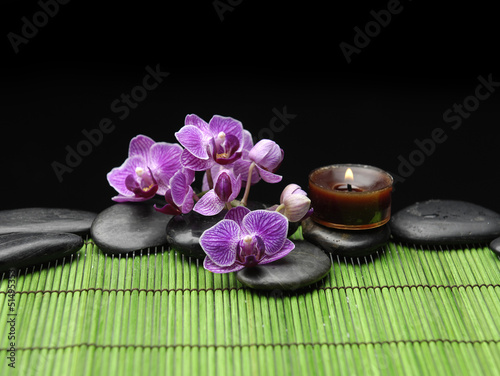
237, 235, 265, 267
124, 167, 158, 199
212, 134, 242, 165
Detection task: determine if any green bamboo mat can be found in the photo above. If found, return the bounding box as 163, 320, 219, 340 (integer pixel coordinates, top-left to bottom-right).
1, 238, 500, 376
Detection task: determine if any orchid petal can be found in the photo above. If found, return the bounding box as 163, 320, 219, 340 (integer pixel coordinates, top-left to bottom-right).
255, 165, 283, 184
203, 257, 244, 274
129, 135, 155, 160
165, 171, 194, 213
185, 114, 210, 133
179, 185, 195, 213
193, 190, 225, 216
111, 194, 150, 203
149, 142, 182, 177
229, 173, 242, 201
241, 210, 288, 255
208, 115, 243, 141
183, 167, 196, 185
180, 149, 215, 171
258, 239, 295, 264
200, 219, 240, 266
175, 125, 209, 160
154, 202, 181, 215
224, 206, 251, 227
240, 130, 254, 152
154, 190, 182, 215
170, 171, 189, 207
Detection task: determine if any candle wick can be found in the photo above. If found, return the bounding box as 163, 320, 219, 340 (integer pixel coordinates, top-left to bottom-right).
347, 184, 352, 192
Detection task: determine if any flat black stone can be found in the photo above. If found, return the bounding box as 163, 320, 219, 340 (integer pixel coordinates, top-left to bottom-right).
90, 202, 173, 255
236, 240, 331, 291
0, 232, 83, 273
166, 210, 224, 259
490, 237, 500, 256
0, 207, 97, 236
166, 201, 269, 259
390, 200, 500, 245
302, 218, 390, 257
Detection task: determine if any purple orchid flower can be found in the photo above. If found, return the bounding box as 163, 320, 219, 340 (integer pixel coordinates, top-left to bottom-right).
248, 139, 284, 184
176, 114, 244, 171
194, 169, 241, 216
200, 206, 295, 273
107, 135, 183, 202
154, 168, 196, 215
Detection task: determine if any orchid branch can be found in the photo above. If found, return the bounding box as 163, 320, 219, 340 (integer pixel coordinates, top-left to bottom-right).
206, 169, 214, 190
240, 162, 256, 207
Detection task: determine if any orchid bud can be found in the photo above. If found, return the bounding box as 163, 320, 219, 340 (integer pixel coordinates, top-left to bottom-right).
282, 194, 312, 222
214, 171, 233, 202
280, 183, 307, 203
248, 139, 284, 172
278, 184, 313, 222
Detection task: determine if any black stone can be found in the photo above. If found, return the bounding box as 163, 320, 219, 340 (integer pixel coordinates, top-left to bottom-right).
236, 240, 331, 291
90, 202, 173, 254
166, 201, 269, 259
0, 207, 97, 236
490, 237, 500, 256
302, 218, 390, 257
166, 210, 225, 259
0, 232, 83, 273
390, 200, 500, 245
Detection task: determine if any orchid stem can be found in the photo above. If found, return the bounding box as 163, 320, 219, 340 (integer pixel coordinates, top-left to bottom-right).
275, 204, 285, 213
193, 192, 200, 202
240, 162, 256, 207
225, 202, 232, 211
206, 169, 214, 190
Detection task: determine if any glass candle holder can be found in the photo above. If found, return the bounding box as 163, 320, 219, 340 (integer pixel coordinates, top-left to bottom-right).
308, 164, 393, 230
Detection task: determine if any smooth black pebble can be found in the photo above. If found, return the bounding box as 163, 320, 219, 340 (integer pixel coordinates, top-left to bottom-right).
302, 218, 390, 257
0, 232, 83, 273
90, 202, 173, 254
0, 207, 97, 236
390, 199, 500, 245
166, 210, 224, 259
236, 240, 331, 291
490, 237, 500, 256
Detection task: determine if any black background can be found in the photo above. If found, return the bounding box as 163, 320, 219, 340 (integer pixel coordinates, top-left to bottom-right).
1, 1, 499, 215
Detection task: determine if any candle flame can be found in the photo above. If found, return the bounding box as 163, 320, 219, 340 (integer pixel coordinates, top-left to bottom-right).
345, 168, 354, 181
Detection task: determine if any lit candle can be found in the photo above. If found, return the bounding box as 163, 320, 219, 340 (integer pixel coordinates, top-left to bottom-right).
308, 164, 393, 230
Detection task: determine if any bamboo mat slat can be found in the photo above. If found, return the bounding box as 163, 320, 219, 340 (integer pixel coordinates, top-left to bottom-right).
1, 239, 500, 375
